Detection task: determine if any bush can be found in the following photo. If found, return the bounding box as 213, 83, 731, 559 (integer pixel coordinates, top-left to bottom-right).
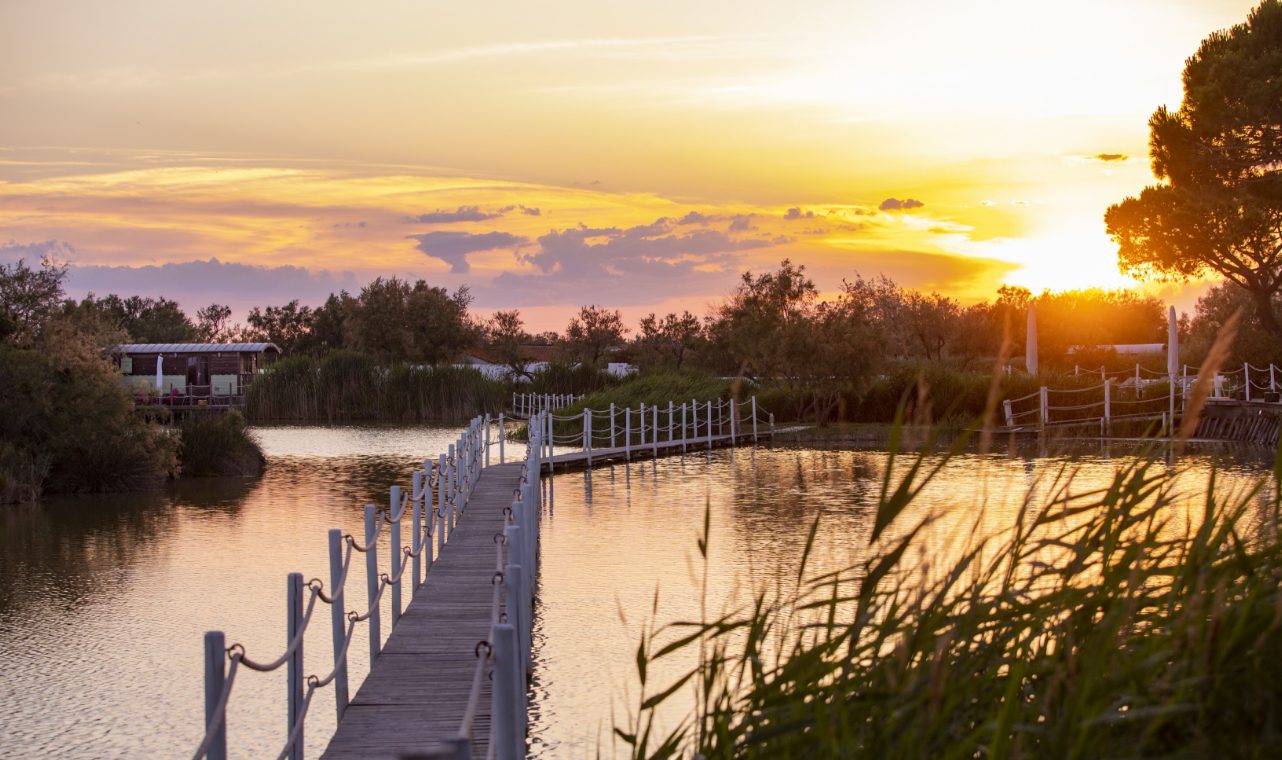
0, 336, 177, 502
178, 410, 266, 477
528, 362, 618, 396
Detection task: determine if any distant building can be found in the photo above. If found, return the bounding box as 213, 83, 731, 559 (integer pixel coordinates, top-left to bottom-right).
453, 345, 562, 382
114, 342, 280, 406
1066, 343, 1166, 356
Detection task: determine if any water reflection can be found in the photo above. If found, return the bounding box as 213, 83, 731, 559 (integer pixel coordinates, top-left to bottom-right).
0, 424, 466, 759
527, 440, 1277, 758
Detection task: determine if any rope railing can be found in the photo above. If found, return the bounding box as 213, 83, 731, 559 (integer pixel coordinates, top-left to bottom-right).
193, 411, 495, 760
1001, 360, 1282, 434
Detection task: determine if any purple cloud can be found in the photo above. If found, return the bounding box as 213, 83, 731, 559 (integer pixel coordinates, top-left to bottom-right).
408, 230, 528, 273
785, 207, 815, 220
879, 198, 925, 211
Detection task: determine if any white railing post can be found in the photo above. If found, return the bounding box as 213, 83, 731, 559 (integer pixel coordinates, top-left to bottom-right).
327, 529, 349, 720
640, 402, 647, 448
490, 623, 522, 760
682, 402, 689, 451
1002, 399, 1014, 427
769, 412, 775, 435
499, 413, 506, 463
624, 408, 632, 460
1135, 363, 1141, 398
668, 400, 674, 443
751, 396, 758, 442
411, 472, 423, 588
364, 504, 382, 665
1215, 373, 1224, 399
1039, 386, 1049, 430
585, 409, 593, 466
286, 572, 304, 760
610, 403, 617, 448
1273, 364, 1278, 394
389, 485, 403, 626
1104, 378, 1112, 436
1245, 363, 1252, 401
729, 398, 736, 442
652, 403, 659, 456
204, 630, 228, 760
485, 413, 492, 466
436, 455, 447, 549
707, 400, 713, 449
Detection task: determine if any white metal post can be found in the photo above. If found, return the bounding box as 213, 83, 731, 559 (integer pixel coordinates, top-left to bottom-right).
682, 402, 688, 452
436, 455, 447, 549
485, 413, 491, 466
364, 504, 381, 665
707, 400, 713, 449
1002, 399, 1014, 427
1039, 386, 1049, 430
204, 630, 228, 760
499, 413, 506, 463
411, 472, 423, 588
389, 486, 402, 625
1104, 379, 1112, 435
751, 396, 757, 442
640, 402, 646, 448
1245, 363, 1252, 401
624, 408, 631, 460
653, 403, 659, 456
610, 402, 617, 448
286, 572, 304, 760
668, 400, 674, 443
490, 623, 522, 760
327, 529, 349, 720
585, 409, 592, 466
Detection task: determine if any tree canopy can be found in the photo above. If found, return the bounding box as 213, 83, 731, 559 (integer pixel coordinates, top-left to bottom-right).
1105, 0, 1282, 336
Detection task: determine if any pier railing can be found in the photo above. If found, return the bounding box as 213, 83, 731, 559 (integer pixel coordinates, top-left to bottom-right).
193, 391, 767, 759
192, 415, 495, 760
1003, 361, 1282, 434
527, 395, 771, 463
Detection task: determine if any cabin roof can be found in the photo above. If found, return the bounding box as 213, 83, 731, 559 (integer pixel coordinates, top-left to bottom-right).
115, 342, 281, 354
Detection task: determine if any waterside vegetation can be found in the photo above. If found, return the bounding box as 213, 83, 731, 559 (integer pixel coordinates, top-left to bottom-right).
620, 421, 1282, 758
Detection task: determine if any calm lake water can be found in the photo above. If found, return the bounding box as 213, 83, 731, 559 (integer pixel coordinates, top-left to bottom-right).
0, 427, 1275, 758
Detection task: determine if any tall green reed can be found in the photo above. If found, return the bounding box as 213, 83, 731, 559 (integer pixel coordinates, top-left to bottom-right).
620, 424, 1282, 758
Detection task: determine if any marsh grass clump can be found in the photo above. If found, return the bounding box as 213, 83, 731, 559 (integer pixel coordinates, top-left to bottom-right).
177, 410, 266, 477
245, 351, 505, 422
620, 425, 1282, 758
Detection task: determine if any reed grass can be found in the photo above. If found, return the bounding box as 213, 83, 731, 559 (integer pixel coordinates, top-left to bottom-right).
245, 351, 506, 423
177, 409, 266, 477
619, 422, 1282, 758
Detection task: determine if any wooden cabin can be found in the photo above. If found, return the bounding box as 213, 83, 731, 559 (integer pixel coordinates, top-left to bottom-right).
114, 342, 280, 407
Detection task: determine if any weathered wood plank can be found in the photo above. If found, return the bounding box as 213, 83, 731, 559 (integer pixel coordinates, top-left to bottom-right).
320, 462, 521, 760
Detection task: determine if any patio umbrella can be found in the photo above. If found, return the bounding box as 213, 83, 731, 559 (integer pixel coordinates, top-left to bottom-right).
1025, 303, 1038, 376
155, 354, 164, 391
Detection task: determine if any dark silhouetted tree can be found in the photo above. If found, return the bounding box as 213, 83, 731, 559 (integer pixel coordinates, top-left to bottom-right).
1106, 1, 1282, 337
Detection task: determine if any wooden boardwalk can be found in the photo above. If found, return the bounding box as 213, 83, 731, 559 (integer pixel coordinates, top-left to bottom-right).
542, 431, 767, 472
321, 462, 522, 760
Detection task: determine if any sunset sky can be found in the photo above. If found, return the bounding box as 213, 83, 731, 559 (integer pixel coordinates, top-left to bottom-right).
0, 0, 1261, 330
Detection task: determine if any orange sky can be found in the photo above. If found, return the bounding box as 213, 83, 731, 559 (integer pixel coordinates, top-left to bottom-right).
0, 0, 1260, 330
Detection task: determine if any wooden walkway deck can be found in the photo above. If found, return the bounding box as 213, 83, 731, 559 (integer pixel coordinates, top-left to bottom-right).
542, 431, 767, 472
320, 462, 522, 760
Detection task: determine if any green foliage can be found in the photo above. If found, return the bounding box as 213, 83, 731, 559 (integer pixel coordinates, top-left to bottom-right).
566, 369, 730, 413
245, 351, 505, 422
527, 361, 618, 396
177, 410, 265, 477
563, 305, 627, 367
0, 326, 178, 502
1106, 0, 1282, 338
0, 257, 67, 345
76, 293, 198, 342
621, 433, 1282, 758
